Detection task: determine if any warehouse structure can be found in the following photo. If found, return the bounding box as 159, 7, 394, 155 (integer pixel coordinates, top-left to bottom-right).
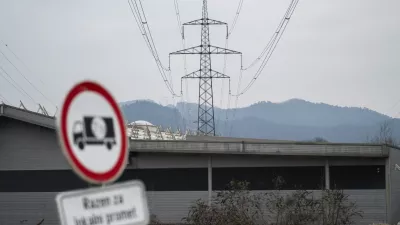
1, 103, 400, 225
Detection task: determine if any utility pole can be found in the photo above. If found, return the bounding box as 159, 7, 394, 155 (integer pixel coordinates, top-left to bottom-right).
170, 0, 241, 136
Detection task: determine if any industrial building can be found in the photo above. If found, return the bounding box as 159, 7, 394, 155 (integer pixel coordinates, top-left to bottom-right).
1, 103, 400, 225
126, 120, 186, 140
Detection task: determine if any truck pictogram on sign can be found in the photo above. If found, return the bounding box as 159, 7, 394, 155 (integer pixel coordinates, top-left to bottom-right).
73, 116, 116, 150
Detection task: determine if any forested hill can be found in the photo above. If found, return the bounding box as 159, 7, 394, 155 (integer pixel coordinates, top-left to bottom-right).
119, 99, 400, 143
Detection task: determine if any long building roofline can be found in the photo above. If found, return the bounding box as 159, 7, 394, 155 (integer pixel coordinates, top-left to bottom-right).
0, 103, 55, 129
129, 139, 390, 157
1, 103, 397, 156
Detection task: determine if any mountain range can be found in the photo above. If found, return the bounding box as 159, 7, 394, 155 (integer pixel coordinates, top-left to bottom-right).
119, 99, 400, 143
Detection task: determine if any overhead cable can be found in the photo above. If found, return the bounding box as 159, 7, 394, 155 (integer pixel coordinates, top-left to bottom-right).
0, 39, 46, 87
134, 0, 170, 72
220, 40, 230, 133
221, 0, 245, 132
229, 68, 244, 136
227, 0, 244, 37
0, 49, 56, 107
242, 0, 298, 71
173, 0, 191, 129
127, 0, 180, 96
234, 0, 299, 96
0, 66, 37, 105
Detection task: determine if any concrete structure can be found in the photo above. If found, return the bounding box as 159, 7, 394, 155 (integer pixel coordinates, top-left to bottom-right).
127, 120, 186, 140
1, 103, 400, 225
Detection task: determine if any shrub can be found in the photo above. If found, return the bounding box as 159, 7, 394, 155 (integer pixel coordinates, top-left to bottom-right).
183, 180, 266, 225
265, 189, 320, 225
319, 189, 363, 225
183, 178, 363, 225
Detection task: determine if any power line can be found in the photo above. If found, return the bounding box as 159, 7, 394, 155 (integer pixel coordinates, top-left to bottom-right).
128, 0, 170, 72
0, 66, 37, 105
173, 0, 191, 130
127, 0, 179, 96
228, 0, 244, 37
0, 39, 46, 87
222, 0, 298, 134
218, 0, 245, 133
0, 49, 56, 108
219, 40, 230, 133
229, 69, 244, 136
137, 0, 170, 71
127, 0, 177, 96
242, 0, 297, 71
220, 0, 245, 134
221, 0, 243, 134
233, 0, 299, 96
129, 0, 167, 71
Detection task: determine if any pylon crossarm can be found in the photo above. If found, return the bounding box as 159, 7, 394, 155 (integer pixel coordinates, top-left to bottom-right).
182, 18, 229, 39
171, 45, 241, 55
170, 46, 202, 55
209, 45, 241, 54
181, 70, 201, 78
210, 70, 230, 78
183, 18, 227, 26
181, 69, 230, 79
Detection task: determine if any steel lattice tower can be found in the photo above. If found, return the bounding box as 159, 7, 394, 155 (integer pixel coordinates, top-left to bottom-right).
170, 0, 241, 136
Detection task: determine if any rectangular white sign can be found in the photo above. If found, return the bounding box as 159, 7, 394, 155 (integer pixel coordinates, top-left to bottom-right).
56, 181, 149, 225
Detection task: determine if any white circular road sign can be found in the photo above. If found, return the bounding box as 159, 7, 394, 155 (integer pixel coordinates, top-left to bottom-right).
57, 80, 128, 184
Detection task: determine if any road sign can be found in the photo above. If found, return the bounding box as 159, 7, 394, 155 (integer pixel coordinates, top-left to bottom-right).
56, 181, 149, 225
57, 80, 128, 184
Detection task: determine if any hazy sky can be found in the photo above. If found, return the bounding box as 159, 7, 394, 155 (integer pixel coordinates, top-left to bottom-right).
0, 0, 399, 118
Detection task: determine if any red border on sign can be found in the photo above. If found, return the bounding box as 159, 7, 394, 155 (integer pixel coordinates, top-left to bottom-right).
59, 81, 127, 183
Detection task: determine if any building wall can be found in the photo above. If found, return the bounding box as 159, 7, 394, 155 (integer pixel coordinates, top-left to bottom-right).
346, 190, 387, 225
0, 191, 208, 225
388, 147, 400, 224
0, 117, 69, 170
0, 117, 389, 225
0, 190, 385, 225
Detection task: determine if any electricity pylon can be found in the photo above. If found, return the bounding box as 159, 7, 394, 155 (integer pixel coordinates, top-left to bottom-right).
170, 0, 241, 136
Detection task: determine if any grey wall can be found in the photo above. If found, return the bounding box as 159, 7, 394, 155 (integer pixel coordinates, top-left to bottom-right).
388, 147, 400, 224
345, 190, 386, 225
0, 191, 208, 225
0, 117, 69, 170
0, 193, 59, 225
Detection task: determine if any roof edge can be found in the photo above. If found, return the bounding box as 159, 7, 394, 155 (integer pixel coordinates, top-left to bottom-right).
129, 138, 384, 147
0, 103, 56, 129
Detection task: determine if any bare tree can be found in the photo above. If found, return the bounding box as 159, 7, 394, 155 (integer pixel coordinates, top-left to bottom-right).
183, 180, 266, 225
319, 189, 363, 225
368, 120, 396, 145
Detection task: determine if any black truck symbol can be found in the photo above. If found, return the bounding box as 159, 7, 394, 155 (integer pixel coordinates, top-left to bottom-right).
73, 116, 116, 150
